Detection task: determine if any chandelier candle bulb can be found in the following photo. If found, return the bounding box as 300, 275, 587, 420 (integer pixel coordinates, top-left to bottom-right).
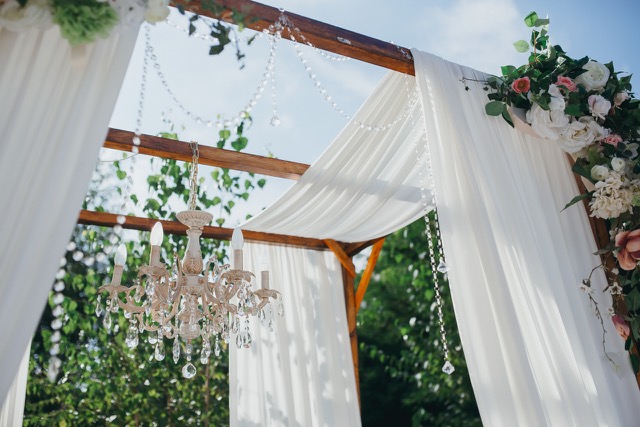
110, 244, 127, 287
259, 251, 270, 290
231, 227, 244, 270
149, 222, 164, 266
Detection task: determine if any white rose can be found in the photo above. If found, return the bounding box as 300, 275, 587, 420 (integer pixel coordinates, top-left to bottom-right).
575, 61, 610, 92
526, 104, 570, 140
0, 0, 51, 31
144, 0, 169, 24
611, 157, 626, 172
547, 84, 566, 111
558, 116, 606, 154
591, 165, 609, 181
614, 91, 630, 107
588, 94, 611, 120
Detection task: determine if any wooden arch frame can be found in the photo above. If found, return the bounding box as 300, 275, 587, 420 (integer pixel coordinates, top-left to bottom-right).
78, 0, 614, 409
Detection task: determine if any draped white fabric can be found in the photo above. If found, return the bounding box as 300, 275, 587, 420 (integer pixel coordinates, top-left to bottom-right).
413, 50, 640, 426
0, 345, 30, 427
229, 243, 361, 427
243, 72, 429, 242
0, 26, 139, 406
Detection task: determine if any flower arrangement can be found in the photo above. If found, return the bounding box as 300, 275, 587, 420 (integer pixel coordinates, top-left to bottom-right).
481, 12, 640, 371
0, 0, 170, 45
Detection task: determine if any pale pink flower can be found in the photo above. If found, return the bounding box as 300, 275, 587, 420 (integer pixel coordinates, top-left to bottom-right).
588, 94, 611, 120
511, 77, 530, 94
604, 133, 623, 148
615, 229, 640, 270
612, 315, 630, 340
556, 76, 577, 92
614, 92, 630, 107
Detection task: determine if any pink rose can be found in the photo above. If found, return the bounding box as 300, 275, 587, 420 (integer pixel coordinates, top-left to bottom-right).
615, 229, 640, 270
612, 315, 630, 340
614, 92, 629, 107
604, 133, 623, 148
556, 76, 577, 92
511, 77, 530, 94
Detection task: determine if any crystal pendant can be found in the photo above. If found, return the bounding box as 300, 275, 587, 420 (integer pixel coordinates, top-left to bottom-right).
269, 116, 281, 126
277, 302, 284, 317
54, 281, 65, 292
214, 339, 221, 357
442, 361, 455, 375
236, 334, 242, 349
244, 332, 252, 348
51, 318, 62, 330
103, 314, 112, 331
125, 325, 139, 349
172, 338, 180, 364
51, 331, 61, 343
436, 259, 449, 274
95, 297, 103, 318
52, 306, 64, 317
47, 357, 61, 383
182, 362, 197, 379
154, 342, 166, 361
258, 309, 266, 324
148, 334, 158, 345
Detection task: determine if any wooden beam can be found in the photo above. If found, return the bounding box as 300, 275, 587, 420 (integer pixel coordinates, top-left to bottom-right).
341, 261, 360, 409
344, 236, 386, 257
105, 128, 310, 181
324, 239, 356, 278
170, 0, 415, 76
78, 210, 330, 250
354, 238, 385, 313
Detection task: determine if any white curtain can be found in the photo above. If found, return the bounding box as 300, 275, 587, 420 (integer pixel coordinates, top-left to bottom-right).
0, 25, 139, 407
413, 50, 640, 426
0, 345, 30, 427
229, 243, 361, 427
244, 72, 429, 242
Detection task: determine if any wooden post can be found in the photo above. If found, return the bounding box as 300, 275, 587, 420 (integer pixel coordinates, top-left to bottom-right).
355, 238, 385, 313
342, 259, 360, 409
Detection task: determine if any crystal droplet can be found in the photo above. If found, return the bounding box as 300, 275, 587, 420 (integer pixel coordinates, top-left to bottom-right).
49, 343, 60, 356
126, 325, 139, 349
258, 309, 266, 324
154, 342, 166, 361
236, 334, 242, 349
269, 116, 281, 127
47, 358, 61, 383
124, 310, 131, 319
103, 314, 112, 331
51, 331, 61, 343
116, 215, 126, 225
95, 301, 103, 318
268, 319, 274, 332
436, 259, 449, 274
172, 338, 180, 364
245, 332, 252, 348
53, 293, 64, 305
52, 306, 64, 317
148, 334, 157, 345
53, 281, 65, 292
214, 339, 221, 357
182, 362, 197, 379
442, 361, 455, 375
277, 302, 284, 317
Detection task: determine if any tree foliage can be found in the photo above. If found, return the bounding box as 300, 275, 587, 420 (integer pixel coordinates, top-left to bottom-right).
357, 217, 481, 427
24, 120, 262, 426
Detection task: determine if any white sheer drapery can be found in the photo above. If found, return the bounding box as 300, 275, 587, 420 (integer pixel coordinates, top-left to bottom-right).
0, 346, 30, 427
0, 26, 139, 406
229, 243, 360, 427
413, 50, 640, 426
244, 72, 428, 242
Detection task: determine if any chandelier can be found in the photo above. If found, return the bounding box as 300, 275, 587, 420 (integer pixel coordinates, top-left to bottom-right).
96, 141, 283, 378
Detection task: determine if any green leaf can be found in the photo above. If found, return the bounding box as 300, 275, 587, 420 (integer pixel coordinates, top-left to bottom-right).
524, 11, 538, 27
485, 101, 505, 116
257, 179, 266, 188
231, 136, 248, 151
116, 170, 126, 180
501, 108, 514, 128
513, 40, 529, 53
209, 44, 224, 55
534, 18, 550, 27
501, 65, 517, 77
562, 192, 592, 211
564, 104, 582, 117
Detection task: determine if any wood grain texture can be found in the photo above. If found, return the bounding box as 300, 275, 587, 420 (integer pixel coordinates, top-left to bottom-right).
354, 238, 385, 313
324, 239, 356, 278
78, 210, 330, 250
170, 0, 415, 75
105, 128, 309, 180
342, 261, 360, 409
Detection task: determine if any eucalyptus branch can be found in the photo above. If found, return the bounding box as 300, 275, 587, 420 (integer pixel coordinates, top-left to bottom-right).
582, 264, 616, 366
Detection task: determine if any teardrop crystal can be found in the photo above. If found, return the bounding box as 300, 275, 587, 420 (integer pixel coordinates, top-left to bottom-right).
182, 362, 197, 379
103, 314, 112, 331
172, 338, 180, 364
442, 360, 455, 375
436, 259, 449, 274
154, 342, 166, 361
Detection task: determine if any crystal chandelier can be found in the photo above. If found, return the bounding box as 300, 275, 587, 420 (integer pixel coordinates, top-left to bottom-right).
96, 141, 283, 378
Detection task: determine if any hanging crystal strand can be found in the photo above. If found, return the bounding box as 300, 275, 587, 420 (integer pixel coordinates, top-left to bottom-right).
48, 275, 66, 382
182, 340, 196, 378
172, 337, 180, 364
268, 23, 280, 127
132, 24, 151, 153
408, 81, 454, 375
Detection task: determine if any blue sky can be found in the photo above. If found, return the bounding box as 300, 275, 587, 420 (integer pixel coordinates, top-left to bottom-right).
108, 0, 640, 225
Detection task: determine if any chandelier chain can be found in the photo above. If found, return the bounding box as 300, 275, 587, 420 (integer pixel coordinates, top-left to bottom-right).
188, 141, 200, 211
